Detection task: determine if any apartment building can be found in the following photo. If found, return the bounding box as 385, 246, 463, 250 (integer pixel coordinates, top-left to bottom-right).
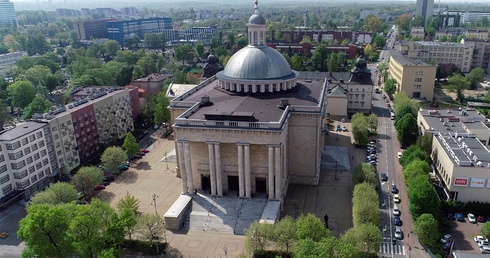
405, 41, 473, 72
465, 29, 489, 40
0, 0, 16, 27
417, 107, 490, 202
461, 39, 490, 74
434, 28, 465, 41
0, 52, 27, 68
75, 19, 115, 40
388, 50, 436, 100
271, 29, 373, 45
0, 122, 59, 203
107, 18, 172, 45
411, 26, 425, 40
415, 0, 434, 25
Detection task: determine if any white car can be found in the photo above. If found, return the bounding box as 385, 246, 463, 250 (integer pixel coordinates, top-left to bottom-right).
480, 246, 490, 254
475, 235, 488, 243
468, 213, 477, 223
479, 240, 490, 247
393, 205, 400, 216
397, 152, 403, 159
441, 234, 452, 244
394, 226, 402, 239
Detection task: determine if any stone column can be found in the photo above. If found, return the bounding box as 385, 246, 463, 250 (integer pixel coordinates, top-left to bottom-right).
275, 146, 282, 200
178, 141, 188, 194
268, 145, 274, 200
244, 144, 251, 198
208, 142, 217, 196
237, 144, 244, 198
184, 141, 194, 193
214, 144, 223, 197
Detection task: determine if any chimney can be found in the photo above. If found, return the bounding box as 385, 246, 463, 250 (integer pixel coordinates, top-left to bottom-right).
278, 98, 289, 109
200, 95, 213, 107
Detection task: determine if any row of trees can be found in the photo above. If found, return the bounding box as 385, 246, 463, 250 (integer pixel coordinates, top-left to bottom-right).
351, 112, 378, 146
392, 93, 418, 147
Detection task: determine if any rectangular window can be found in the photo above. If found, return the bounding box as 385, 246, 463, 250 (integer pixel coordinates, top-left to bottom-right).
11, 160, 26, 170
31, 175, 38, 183
415, 78, 422, 82
0, 174, 10, 184
36, 162, 42, 170
0, 155, 4, 163
21, 138, 28, 145
24, 147, 31, 155
36, 132, 43, 138
33, 153, 40, 160
42, 158, 49, 166
41, 150, 47, 157
0, 165, 7, 174
2, 184, 12, 194
26, 156, 33, 164
13, 170, 28, 179
38, 170, 44, 178
39, 141, 45, 147
29, 135, 35, 141
32, 144, 38, 151
29, 166, 35, 174
45, 167, 51, 174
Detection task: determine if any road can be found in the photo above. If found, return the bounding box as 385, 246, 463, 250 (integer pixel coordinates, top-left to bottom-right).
379, 25, 398, 63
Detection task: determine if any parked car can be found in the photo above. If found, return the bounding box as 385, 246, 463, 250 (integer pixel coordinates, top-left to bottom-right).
480, 246, 490, 254
441, 234, 452, 244
393, 204, 400, 216
104, 175, 115, 182
468, 213, 477, 223
391, 184, 399, 194
94, 185, 106, 191
118, 165, 129, 171
394, 226, 402, 239
443, 241, 452, 250
455, 213, 464, 221
337, 124, 342, 131
474, 235, 488, 243
342, 126, 348, 132
380, 173, 388, 181
102, 181, 111, 186
393, 194, 400, 203
479, 240, 490, 248
478, 215, 487, 223
447, 213, 454, 220
141, 148, 150, 153
394, 216, 401, 226
397, 152, 403, 159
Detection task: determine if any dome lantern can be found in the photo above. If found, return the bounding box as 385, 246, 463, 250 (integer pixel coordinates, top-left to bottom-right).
247, 0, 267, 46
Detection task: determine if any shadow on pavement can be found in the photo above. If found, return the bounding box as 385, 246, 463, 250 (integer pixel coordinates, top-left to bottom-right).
119, 171, 139, 184
95, 191, 116, 203
135, 161, 152, 171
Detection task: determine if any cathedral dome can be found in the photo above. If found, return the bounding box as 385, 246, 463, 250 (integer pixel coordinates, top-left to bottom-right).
207, 53, 219, 64
248, 13, 266, 25
356, 56, 367, 68
221, 46, 294, 80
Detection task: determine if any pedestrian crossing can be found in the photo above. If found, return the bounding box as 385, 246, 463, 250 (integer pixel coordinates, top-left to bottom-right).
379, 242, 405, 255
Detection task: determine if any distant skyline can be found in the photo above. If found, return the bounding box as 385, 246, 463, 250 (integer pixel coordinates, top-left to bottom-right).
8, 0, 490, 12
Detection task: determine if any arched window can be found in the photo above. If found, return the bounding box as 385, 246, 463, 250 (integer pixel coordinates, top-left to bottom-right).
253, 31, 258, 45
259, 31, 264, 45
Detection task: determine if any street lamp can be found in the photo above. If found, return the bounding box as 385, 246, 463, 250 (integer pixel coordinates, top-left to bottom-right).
165, 151, 168, 169
151, 193, 159, 214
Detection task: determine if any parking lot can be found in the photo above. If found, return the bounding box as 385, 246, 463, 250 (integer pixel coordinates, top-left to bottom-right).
449, 214, 489, 254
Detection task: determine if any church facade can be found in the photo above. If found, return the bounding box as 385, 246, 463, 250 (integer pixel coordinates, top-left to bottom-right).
169, 1, 328, 201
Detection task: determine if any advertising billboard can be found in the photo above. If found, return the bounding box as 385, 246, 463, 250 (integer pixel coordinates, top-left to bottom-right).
454, 177, 468, 187
470, 178, 485, 188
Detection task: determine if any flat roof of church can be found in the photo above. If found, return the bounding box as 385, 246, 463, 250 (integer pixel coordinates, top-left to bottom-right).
177, 78, 326, 123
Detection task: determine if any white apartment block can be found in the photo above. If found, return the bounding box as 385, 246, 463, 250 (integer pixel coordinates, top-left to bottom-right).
0, 122, 58, 202
406, 41, 473, 72
0, 51, 27, 67
355, 32, 373, 45
435, 28, 465, 41
461, 39, 490, 74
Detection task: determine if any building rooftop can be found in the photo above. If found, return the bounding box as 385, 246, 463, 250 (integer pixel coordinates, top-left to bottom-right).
419, 107, 488, 133
171, 77, 325, 126
435, 132, 490, 167
390, 50, 431, 66
415, 41, 466, 47
167, 83, 198, 99
0, 121, 46, 141
131, 73, 173, 83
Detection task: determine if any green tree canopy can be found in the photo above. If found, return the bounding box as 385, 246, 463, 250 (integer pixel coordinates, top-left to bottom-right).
384, 78, 397, 96
352, 163, 376, 186
352, 182, 379, 227
72, 166, 104, 200
22, 96, 52, 120
341, 223, 382, 254
414, 213, 439, 248
482, 222, 490, 239
395, 113, 417, 147
448, 73, 471, 102
154, 90, 171, 124
7, 80, 36, 109
122, 132, 141, 157
403, 159, 430, 184
29, 182, 78, 206
273, 216, 296, 253
408, 175, 440, 219
101, 146, 128, 174
295, 214, 330, 241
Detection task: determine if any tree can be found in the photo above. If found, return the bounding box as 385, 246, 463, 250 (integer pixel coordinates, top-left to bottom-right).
393, 92, 416, 119
245, 221, 274, 254
124, 36, 140, 50
18, 205, 74, 258
351, 112, 369, 146
352, 163, 376, 186
414, 213, 439, 247
24, 65, 51, 88
396, 13, 413, 32
352, 183, 379, 227
273, 216, 296, 253
122, 132, 141, 158
367, 113, 378, 132
132, 65, 144, 79
396, 113, 417, 147
119, 208, 137, 241
22, 96, 52, 120
7, 81, 36, 109
364, 15, 381, 32
174, 44, 196, 65
482, 222, 490, 239
72, 166, 104, 201
436, 63, 458, 80
116, 191, 140, 214
291, 54, 303, 71
101, 146, 128, 174
363, 44, 374, 61
373, 34, 386, 49
137, 55, 157, 76
408, 175, 440, 219
399, 145, 430, 168
105, 61, 133, 86
104, 40, 121, 57
403, 159, 430, 183
154, 90, 171, 125
195, 43, 205, 59
295, 214, 330, 241
384, 78, 397, 96
416, 133, 433, 154
137, 213, 166, 254
448, 73, 470, 102
29, 182, 78, 206
467, 67, 485, 89
342, 223, 381, 254
327, 53, 340, 74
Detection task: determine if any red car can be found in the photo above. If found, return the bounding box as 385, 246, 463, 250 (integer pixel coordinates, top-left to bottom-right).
141, 149, 150, 153
94, 185, 106, 191
478, 215, 486, 223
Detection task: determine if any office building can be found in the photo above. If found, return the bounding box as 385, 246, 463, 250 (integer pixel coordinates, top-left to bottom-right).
461, 39, 490, 74
410, 26, 425, 40
417, 107, 490, 202
388, 50, 436, 100
405, 41, 473, 72
271, 29, 373, 45
0, 0, 16, 27
169, 1, 328, 204
75, 19, 114, 40
107, 18, 172, 45
415, 0, 434, 25
56, 8, 81, 17
465, 29, 489, 41
434, 28, 465, 41
0, 52, 27, 68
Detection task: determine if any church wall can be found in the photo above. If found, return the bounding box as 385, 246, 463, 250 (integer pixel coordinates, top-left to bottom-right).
326, 97, 348, 117
287, 113, 322, 185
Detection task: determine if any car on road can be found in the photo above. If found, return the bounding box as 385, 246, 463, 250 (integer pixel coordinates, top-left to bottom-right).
380, 173, 388, 181
393, 194, 400, 203
337, 124, 342, 131
342, 126, 348, 132
391, 184, 399, 194
104, 175, 115, 182
394, 215, 401, 226
455, 213, 464, 221
394, 226, 402, 239
141, 148, 150, 153
474, 235, 488, 243
480, 246, 490, 254
393, 204, 400, 216
479, 240, 490, 247
468, 213, 477, 223
441, 234, 452, 244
